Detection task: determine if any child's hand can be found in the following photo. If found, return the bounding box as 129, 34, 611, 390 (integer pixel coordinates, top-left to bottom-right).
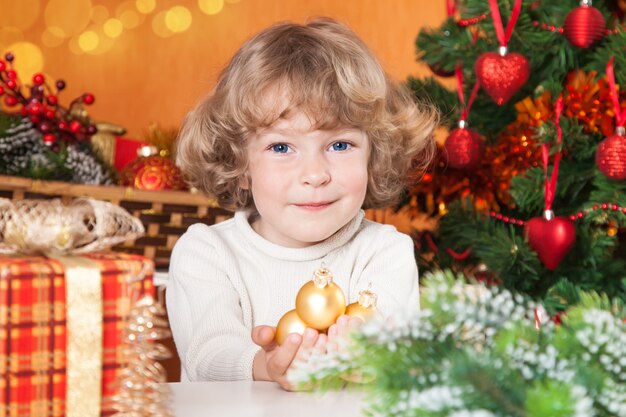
326, 314, 363, 352
251, 325, 326, 391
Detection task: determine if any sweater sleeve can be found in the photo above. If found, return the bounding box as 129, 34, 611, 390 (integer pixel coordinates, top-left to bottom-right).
355, 227, 420, 317
166, 225, 261, 381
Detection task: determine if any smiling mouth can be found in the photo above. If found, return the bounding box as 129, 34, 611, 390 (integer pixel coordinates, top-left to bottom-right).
294, 201, 334, 211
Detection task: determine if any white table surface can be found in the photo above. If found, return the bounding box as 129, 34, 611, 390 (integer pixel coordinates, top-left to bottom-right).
166, 381, 366, 417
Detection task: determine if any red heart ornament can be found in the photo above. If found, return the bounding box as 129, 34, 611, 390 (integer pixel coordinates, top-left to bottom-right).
444, 127, 484, 170
475, 52, 530, 105
524, 216, 576, 270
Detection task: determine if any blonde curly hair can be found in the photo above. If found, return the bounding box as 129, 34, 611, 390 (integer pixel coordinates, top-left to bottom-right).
177, 17, 437, 211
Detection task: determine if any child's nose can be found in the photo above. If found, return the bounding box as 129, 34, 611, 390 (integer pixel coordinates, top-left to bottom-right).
299, 156, 330, 187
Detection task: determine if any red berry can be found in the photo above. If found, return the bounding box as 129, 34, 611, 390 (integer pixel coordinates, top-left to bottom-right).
32, 73, 45, 85
29, 115, 40, 123
0, 61, 5, 71
58, 121, 68, 130
69, 120, 82, 132
6, 79, 16, 89
47, 95, 58, 105
45, 109, 55, 119
82, 93, 95, 105
27, 102, 42, 114
39, 122, 51, 132
20, 108, 28, 116
43, 133, 56, 145
4, 95, 17, 106
0, 86, 3, 96
7, 70, 17, 80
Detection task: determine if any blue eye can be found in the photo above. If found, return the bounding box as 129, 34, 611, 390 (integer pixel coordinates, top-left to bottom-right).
331, 141, 351, 151
270, 143, 290, 153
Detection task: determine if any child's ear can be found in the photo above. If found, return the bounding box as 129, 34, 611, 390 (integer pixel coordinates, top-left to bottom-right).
239, 175, 250, 190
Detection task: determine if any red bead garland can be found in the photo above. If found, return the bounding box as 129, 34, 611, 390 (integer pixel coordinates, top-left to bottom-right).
458, 13, 488, 27
489, 202, 626, 226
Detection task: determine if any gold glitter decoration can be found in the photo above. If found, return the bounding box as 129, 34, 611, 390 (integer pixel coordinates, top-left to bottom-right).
111, 285, 174, 417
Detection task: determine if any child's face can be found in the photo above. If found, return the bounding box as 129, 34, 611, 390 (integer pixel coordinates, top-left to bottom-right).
244, 108, 369, 248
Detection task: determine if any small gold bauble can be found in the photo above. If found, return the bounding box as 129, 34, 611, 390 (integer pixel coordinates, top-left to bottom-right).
295, 266, 346, 331
275, 309, 308, 345
345, 286, 379, 322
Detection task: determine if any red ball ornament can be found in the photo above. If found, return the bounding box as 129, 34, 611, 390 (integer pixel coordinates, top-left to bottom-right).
595, 130, 626, 180
428, 63, 455, 78
563, 2, 606, 48
444, 123, 484, 170
120, 154, 187, 191
43, 134, 56, 146
69, 120, 82, 133
524, 212, 576, 270
32, 73, 45, 85
475, 48, 530, 105
82, 93, 95, 105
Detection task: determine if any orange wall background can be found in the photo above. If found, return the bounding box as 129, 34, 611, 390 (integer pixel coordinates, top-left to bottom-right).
1, 0, 446, 139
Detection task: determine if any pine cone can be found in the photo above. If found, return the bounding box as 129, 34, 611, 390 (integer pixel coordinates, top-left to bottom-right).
65, 144, 114, 185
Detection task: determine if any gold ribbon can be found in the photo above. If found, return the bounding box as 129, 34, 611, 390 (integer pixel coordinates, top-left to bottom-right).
49, 254, 103, 417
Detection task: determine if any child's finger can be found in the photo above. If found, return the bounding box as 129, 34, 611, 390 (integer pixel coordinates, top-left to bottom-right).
336, 315, 351, 337
327, 323, 338, 340
252, 325, 276, 350
267, 333, 301, 377
348, 316, 363, 330
295, 328, 318, 361
313, 333, 328, 355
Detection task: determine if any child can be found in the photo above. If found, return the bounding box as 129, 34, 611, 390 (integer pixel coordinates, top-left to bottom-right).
167, 17, 437, 389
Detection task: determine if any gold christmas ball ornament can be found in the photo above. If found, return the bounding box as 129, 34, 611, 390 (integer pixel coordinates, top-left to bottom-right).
275, 309, 308, 346
345, 285, 379, 322
295, 266, 346, 331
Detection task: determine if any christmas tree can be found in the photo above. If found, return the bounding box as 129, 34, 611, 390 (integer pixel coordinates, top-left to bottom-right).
407, 0, 626, 313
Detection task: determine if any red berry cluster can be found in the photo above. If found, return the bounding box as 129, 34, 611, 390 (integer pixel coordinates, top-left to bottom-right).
0, 52, 97, 147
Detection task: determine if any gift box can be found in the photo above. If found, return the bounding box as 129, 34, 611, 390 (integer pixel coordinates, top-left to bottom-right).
0, 251, 155, 417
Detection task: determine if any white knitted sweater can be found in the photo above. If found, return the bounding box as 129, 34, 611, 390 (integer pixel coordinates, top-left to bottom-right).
166, 210, 419, 381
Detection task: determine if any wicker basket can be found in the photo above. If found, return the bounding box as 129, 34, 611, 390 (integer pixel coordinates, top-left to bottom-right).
0, 175, 233, 271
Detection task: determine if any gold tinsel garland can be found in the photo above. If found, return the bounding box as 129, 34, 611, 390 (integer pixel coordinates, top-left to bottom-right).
411, 70, 626, 213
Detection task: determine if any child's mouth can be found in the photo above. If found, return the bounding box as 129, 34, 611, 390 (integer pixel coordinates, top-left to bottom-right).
295, 201, 334, 211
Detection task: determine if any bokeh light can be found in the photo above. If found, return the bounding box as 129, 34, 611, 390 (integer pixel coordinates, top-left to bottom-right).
103, 18, 124, 38
152, 11, 174, 38
136, 0, 156, 14
68, 35, 84, 55
225, 0, 242, 3
165, 6, 192, 33
0, 27, 25, 51
91, 5, 110, 25
44, 0, 92, 37
117, 1, 144, 29
41, 26, 65, 48
78, 30, 99, 52
198, 0, 224, 15
3, 0, 41, 31
5, 41, 44, 81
